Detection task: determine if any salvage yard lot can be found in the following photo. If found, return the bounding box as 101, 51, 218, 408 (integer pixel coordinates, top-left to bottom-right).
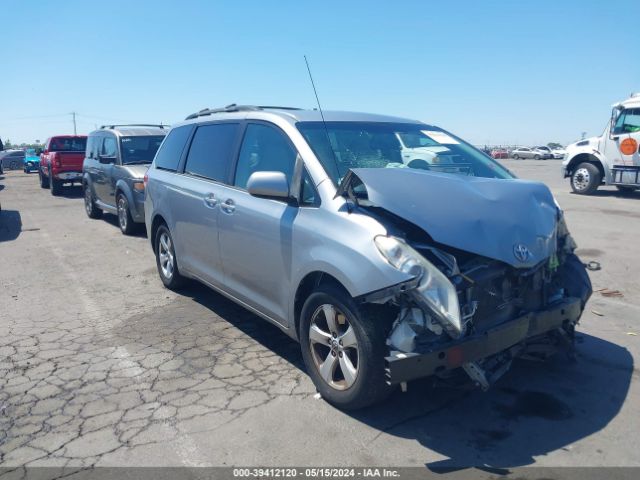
0, 159, 638, 468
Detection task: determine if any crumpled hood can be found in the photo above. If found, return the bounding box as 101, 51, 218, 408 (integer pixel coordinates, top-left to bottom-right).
344, 168, 559, 268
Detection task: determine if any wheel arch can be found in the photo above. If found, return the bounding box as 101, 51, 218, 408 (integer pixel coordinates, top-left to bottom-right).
150, 213, 168, 253
566, 152, 605, 180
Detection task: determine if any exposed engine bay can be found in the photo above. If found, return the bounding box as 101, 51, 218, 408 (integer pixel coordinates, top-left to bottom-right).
345, 168, 593, 390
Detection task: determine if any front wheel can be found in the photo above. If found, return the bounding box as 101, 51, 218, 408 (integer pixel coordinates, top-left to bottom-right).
534, 154, 541, 160
154, 224, 186, 290
512, 154, 519, 160
299, 285, 392, 410
117, 193, 137, 235
571, 162, 601, 195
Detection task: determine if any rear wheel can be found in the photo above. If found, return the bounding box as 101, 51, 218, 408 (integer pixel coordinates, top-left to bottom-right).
571, 162, 601, 195
512, 154, 519, 159
616, 185, 638, 194
299, 285, 393, 410
154, 224, 185, 290
84, 183, 102, 219
49, 169, 62, 196
116, 193, 137, 235
39, 169, 49, 188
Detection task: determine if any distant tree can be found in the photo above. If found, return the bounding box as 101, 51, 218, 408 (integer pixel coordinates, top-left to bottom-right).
547, 142, 563, 149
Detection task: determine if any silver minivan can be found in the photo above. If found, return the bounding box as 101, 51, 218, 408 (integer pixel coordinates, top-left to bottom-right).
144, 105, 591, 410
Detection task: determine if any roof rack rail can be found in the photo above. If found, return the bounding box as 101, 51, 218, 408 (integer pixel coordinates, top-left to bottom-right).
185, 104, 302, 120
100, 124, 167, 130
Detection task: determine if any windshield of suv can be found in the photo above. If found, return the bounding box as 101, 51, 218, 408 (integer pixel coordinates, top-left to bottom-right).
297, 121, 513, 185
120, 136, 165, 164
50, 137, 86, 152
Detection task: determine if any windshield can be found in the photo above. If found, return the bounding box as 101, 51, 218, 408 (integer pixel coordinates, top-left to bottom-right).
120, 136, 165, 164
297, 122, 513, 185
50, 137, 86, 152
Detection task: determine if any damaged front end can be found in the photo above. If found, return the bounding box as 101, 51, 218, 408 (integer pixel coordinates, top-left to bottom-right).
343, 169, 593, 389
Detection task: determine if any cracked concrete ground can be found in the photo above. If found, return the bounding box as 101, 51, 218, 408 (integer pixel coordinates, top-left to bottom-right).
0, 160, 638, 469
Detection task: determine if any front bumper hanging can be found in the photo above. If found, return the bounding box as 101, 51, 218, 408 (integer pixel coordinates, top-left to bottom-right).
385, 297, 583, 385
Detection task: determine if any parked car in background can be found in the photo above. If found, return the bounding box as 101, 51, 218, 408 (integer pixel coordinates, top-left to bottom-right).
23, 148, 40, 173
563, 92, 640, 195
490, 148, 509, 159
1, 150, 25, 170
39, 136, 87, 195
551, 147, 566, 159
533, 146, 554, 158
511, 146, 552, 160
83, 125, 167, 234
144, 104, 591, 410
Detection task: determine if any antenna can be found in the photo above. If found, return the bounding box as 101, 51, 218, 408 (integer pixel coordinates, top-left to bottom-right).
303, 55, 341, 182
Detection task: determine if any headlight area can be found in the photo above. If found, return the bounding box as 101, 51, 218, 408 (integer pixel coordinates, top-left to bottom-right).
374, 235, 463, 343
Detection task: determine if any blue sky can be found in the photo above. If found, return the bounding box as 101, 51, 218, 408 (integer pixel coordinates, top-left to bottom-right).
1, 0, 638, 146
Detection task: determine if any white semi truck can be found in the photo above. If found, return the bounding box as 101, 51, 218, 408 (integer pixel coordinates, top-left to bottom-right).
563, 93, 640, 194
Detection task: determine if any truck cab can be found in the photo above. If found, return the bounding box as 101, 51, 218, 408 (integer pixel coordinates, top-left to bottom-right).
563, 93, 640, 194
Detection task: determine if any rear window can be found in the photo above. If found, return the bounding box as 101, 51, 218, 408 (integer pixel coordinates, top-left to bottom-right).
184, 123, 239, 182
50, 137, 86, 152
120, 135, 165, 165
154, 125, 193, 172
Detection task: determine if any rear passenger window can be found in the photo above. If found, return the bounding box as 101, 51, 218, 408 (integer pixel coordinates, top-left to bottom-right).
234, 124, 297, 189
154, 125, 193, 171
184, 123, 238, 181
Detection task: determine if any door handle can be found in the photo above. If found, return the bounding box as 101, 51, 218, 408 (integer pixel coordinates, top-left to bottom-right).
221, 198, 235, 214
203, 192, 217, 208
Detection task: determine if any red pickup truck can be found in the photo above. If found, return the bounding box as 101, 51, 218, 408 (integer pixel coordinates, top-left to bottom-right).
39, 136, 87, 195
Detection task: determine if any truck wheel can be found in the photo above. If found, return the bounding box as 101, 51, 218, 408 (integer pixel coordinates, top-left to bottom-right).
84, 183, 102, 219
49, 170, 62, 196
116, 193, 137, 235
155, 224, 185, 290
299, 285, 393, 410
39, 169, 49, 188
571, 162, 601, 195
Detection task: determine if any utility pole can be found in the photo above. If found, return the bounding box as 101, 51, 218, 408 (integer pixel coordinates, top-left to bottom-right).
71, 112, 77, 135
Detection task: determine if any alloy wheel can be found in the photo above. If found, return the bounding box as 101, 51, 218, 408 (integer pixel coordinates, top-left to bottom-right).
117, 196, 128, 231
158, 232, 174, 280
84, 187, 93, 215
309, 304, 359, 391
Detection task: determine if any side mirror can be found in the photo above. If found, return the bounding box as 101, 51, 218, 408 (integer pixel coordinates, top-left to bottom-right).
99, 155, 116, 164
247, 171, 290, 200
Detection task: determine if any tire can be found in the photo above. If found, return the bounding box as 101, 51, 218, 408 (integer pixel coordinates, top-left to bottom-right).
299, 285, 393, 410
83, 183, 102, 219
616, 185, 638, 194
116, 193, 137, 235
10, 160, 19, 170
571, 162, 601, 195
512, 154, 519, 160
154, 224, 185, 290
534, 154, 541, 160
49, 169, 62, 196
39, 169, 49, 188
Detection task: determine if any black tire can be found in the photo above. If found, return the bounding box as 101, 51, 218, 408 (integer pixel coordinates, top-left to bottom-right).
154, 224, 185, 290
39, 169, 49, 188
116, 193, 137, 235
83, 183, 102, 219
299, 285, 393, 410
10, 160, 19, 170
512, 154, 519, 160
616, 185, 638, 194
571, 162, 601, 195
49, 169, 62, 196
534, 154, 540, 160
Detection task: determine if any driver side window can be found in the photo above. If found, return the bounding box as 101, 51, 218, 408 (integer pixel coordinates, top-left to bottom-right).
234, 124, 297, 190
614, 109, 640, 134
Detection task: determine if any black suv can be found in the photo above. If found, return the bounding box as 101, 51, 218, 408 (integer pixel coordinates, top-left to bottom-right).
82, 125, 167, 234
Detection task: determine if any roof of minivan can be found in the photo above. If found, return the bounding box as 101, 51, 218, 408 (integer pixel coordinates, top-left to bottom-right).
178, 108, 423, 127
90, 126, 168, 137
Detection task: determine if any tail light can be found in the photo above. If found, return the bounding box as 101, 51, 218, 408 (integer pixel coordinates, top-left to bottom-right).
54, 153, 62, 168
